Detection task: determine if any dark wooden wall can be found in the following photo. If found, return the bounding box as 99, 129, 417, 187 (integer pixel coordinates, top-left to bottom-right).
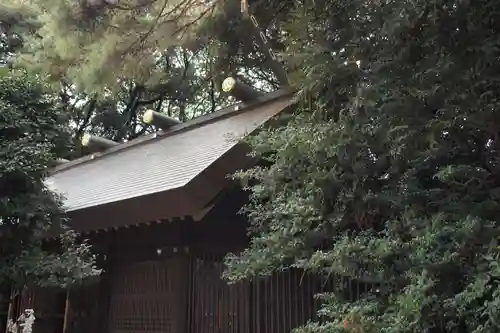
0, 287, 9, 333
13, 259, 367, 333
6, 287, 66, 333
11, 186, 371, 333
87, 185, 328, 333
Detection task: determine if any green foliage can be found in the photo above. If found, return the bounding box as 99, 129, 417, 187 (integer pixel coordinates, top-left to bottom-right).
1, 0, 283, 152
2, 0, 217, 91
61, 49, 235, 158
1, 0, 283, 91
0, 70, 100, 289
0, 1, 38, 63
1, 0, 256, 151
225, 0, 500, 332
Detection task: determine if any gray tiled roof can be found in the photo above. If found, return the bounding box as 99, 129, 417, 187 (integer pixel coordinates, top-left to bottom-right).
45, 94, 292, 212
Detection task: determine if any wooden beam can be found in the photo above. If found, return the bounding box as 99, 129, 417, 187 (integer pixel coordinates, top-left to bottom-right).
191, 204, 215, 222
62, 290, 70, 333
81, 134, 118, 151
241, 0, 249, 16
222, 76, 264, 102
55, 158, 69, 165
142, 110, 182, 130
5, 288, 13, 333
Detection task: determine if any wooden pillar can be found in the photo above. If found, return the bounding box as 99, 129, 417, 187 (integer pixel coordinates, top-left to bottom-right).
222, 77, 264, 102
62, 290, 70, 333
4, 288, 13, 333
97, 231, 115, 333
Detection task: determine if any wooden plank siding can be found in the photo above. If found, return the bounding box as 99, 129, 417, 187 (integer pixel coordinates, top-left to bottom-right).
0, 287, 10, 333
11, 254, 373, 333
65, 283, 101, 333
11, 187, 375, 333
100, 253, 328, 333
108, 258, 188, 333
8, 288, 66, 333
187, 254, 250, 333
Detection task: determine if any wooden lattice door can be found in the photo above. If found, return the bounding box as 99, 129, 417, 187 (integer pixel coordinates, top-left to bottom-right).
66, 282, 101, 333
108, 257, 188, 333
188, 256, 250, 333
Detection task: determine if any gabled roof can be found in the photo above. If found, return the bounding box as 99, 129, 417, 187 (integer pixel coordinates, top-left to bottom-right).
46, 89, 294, 230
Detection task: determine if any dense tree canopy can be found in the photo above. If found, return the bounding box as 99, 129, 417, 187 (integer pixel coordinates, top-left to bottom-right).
224, 0, 500, 332
0, 0, 289, 156
3, 0, 211, 90
1, 0, 284, 89
0, 70, 100, 289
61, 48, 234, 157
0, 4, 239, 155
1, 0, 286, 155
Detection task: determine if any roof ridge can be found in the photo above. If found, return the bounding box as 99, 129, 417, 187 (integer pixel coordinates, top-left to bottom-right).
50, 88, 294, 175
